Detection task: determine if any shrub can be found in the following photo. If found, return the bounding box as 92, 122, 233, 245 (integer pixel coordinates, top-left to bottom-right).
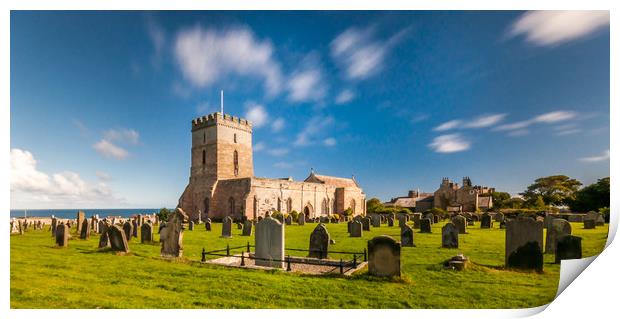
157, 208, 170, 222
343, 208, 353, 216
271, 211, 283, 220
428, 207, 446, 216
290, 210, 299, 222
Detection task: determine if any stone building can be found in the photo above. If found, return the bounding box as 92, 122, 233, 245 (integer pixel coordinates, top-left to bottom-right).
178, 112, 366, 221
384, 190, 434, 212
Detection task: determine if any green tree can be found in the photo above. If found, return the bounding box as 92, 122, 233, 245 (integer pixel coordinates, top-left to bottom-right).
520, 175, 582, 206
157, 208, 170, 222
366, 198, 383, 215
491, 192, 512, 209
568, 177, 610, 212
532, 196, 546, 210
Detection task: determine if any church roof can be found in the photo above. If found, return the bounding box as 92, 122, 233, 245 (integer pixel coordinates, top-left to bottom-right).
304, 172, 359, 188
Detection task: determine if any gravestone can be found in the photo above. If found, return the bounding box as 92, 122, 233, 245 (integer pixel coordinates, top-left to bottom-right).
412, 213, 422, 229
98, 222, 110, 248
555, 235, 582, 264
80, 219, 90, 239
467, 219, 474, 226
255, 216, 285, 268
51, 217, 58, 237
442, 223, 459, 248
188, 221, 194, 231
160, 208, 188, 257
76, 211, 85, 235
98, 220, 106, 234
419, 218, 432, 233
424, 213, 434, 224
505, 217, 543, 271
350, 220, 363, 237
362, 217, 371, 231
367, 236, 401, 277
308, 224, 330, 259
236, 222, 243, 230
371, 215, 381, 227
495, 212, 505, 223
158, 221, 166, 234
545, 219, 572, 254
123, 222, 133, 241
451, 215, 467, 234
596, 214, 605, 226
285, 215, 293, 225
433, 215, 439, 224
544, 214, 557, 229
387, 217, 394, 227
276, 215, 285, 223
108, 224, 129, 253
298, 214, 305, 226
55, 224, 69, 247
222, 216, 233, 238
141, 223, 153, 243
205, 221, 212, 231
480, 213, 493, 229
242, 220, 253, 236
400, 224, 414, 247
397, 215, 406, 228
132, 219, 138, 238
583, 219, 596, 229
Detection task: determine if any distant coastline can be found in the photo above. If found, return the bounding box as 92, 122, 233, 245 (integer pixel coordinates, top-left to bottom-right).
9, 208, 163, 219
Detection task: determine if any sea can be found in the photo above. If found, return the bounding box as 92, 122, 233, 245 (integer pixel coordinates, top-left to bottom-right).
9, 208, 165, 219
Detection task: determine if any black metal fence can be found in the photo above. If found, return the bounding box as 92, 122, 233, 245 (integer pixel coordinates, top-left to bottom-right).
200, 242, 366, 275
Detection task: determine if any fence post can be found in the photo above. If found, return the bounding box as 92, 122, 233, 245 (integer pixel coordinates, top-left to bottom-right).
226, 243, 230, 256
353, 254, 357, 268
201, 248, 206, 263
247, 242, 250, 253
363, 248, 367, 262
240, 251, 245, 266
339, 259, 343, 274
286, 255, 291, 272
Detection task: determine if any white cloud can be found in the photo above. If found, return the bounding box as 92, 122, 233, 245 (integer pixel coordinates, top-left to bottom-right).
428, 134, 471, 153
254, 141, 266, 152
287, 68, 326, 103
104, 129, 140, 145
579, 149, 610, 163
294, 115, 335, 146
433, 120, 462, 132
11, 149, 123, 208
495, 110, 578, 132
434, 113, 506, 132
510, 11, 609, 46
174, 25, 282, 96
271, 118, 285, 133
273, 161, 293, 169
93, 139, 129, 160
323, 137, 337, 146
146, 16, 166, 68
267, 148, 289, 157
335, 89, 355, 105
508, 129, 530, 137
330, 26, 408, 80
244, 102, 269, 128
96, 171, 111, 181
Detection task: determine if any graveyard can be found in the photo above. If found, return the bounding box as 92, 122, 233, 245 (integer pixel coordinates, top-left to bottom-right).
10, 217, 608, 309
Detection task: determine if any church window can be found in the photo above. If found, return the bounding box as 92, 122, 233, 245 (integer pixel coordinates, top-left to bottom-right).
234, 133, 237, 143
202, 150, 206, 165
233, 150, 239, 176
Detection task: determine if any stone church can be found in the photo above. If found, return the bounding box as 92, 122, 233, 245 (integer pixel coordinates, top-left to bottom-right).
178, 112, 366, 221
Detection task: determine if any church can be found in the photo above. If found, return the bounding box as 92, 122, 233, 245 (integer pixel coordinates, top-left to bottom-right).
178, 112, 366, 221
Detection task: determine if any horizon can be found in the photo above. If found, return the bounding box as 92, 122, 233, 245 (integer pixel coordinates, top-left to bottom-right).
10, 11, 610, 209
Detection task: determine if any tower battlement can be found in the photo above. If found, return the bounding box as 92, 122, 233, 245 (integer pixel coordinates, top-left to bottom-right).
192, 112, 253, 132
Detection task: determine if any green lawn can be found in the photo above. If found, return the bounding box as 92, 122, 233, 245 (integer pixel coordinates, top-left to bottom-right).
10, 220, 609, 309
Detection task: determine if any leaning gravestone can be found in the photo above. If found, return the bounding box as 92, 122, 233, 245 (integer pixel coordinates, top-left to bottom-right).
98, 220, 106, 234
451, 215, 467, 234
255, 216, 285, 268
160, 208, 188, 257
308, 224, 330, 259
555, 235, 582, 264
98, 222, 110, 248
205, 221, 212, 231
222, 216, 233, 238
545, 219, 572, 254
123, 222, 133, 241
505, 217, 543, 271
55, 224, 69, 247
362, 217, 371, 231
298, 214, 305, 226
76, 211, 85, 235
420, 218, 432, 233
350, 220, 363, 237
400, 224, 414, 247
368, 235, 401, 277
442, 222, 458, 248
480, 213, 493, 229
141, 223, 153, 243
108, 224, 129, 252
80, 219, 90, 239
242, 220, 253, 236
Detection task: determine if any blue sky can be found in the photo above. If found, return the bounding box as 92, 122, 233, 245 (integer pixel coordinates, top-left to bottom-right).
10, 11, 610, 209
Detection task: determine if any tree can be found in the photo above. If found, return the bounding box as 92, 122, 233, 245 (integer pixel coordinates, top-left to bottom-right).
491, 192, 512, 209
366, 198, 383, 215
568, 177, 610, 212
520, 175, 582, 207
157, 208, 170, 222
532, 196, 546, 210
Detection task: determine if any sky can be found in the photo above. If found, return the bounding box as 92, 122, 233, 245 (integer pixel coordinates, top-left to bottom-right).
10, 11, 610, 209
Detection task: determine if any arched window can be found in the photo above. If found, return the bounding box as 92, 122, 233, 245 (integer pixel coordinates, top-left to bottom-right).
253, 196, 258, 219
234, 133, 237, 143
322, 198, 328, 215
350, 199, 356, 215
287, 198, 292, 213
277, 198, 282, 212
229, 197, 235, 216
202, 150, 206, 165
233, 150, 239, 176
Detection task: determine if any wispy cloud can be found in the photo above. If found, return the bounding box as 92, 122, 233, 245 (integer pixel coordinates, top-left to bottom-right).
174, 25, 283, 96
244, 102, 269, 128
323, 137, 337, 147
267, 148, 289, 157
145, 15, 166, 69
428, 134, 471, 153
286, 54, 327, 103
434, 113, 506, 131
104, 129, 140, 145
495, 110, 578, 133
273, 161, 294, 169
579, 149, 610, 163
93, 128, 139, 160
93, 140, 129, 160
271, 117, 285, 133
254, 141, 266, 152
434, 120, 462, 132
335, 89, 355, 105
96, 171, 111, 181
509, 11, 609, 46
330, 26, 409, 80
294, 115, 335, 146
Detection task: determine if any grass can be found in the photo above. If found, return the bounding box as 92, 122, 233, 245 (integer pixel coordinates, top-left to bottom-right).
10, 220, 609, 309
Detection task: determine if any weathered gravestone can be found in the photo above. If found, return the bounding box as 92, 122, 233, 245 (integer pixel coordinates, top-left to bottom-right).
433, 215, 439, 224
555, 235, 582, 264
583, 219, 596, 229
368, 236, 401, 277
80, 219, 90, 239
242, 220, 253, 236
596, 214, 605, 226
297, 214, 305, 226
397, 215, 406, 228
420, 218, 432, 233
495, 212, 505, 223
442, 222, 458, 248
160, 208, 187, 257
108, 224, 129, 252
481, 213, 493, 229
188, 221, 194, 231
132, 219, 138, 238
505, 217, 543, 271
222, 216, 233, 238
544, 214, 557, 229
55, 224, 69, 247
412, 213, 422, 229
158, 221, 166, 234
467, 219, 474, 226
76, 211, 85, 235
98, 222, 110, 248
285, 215, 293, 225
255, 216, 285, 268
362, 217, 371, 231
308, 224, 330, 259
236, 222, 243, 230
51, 217, 57, 237
371, 215, 381, 227
123, 222, 133, 241
424, 213, 434, 224
205, 221, 212, 231
451, 215, 467, 234
387, 217, 394, 227
97, 220, 106, 234
545, 219, 572, 254
141, 222, 153, 243
350, 220, 363, 237
400, 224, 414, 247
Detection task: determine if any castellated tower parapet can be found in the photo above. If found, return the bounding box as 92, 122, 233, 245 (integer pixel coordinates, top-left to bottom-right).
192, 112, 253, 133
